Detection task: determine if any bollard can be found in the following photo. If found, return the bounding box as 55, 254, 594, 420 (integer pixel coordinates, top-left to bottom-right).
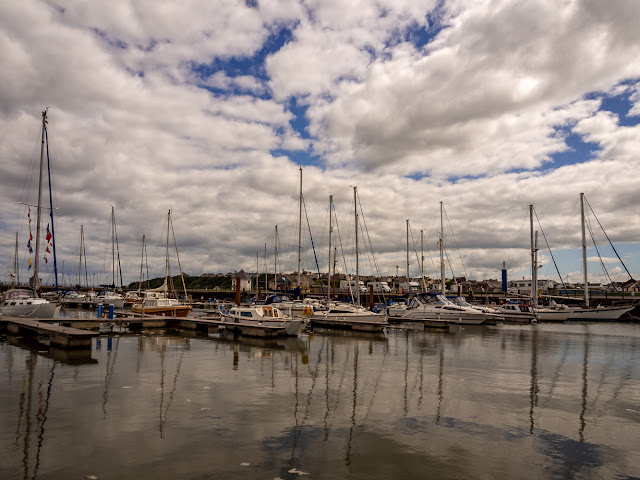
108, 305, 114, 319
97, 304, 103, 318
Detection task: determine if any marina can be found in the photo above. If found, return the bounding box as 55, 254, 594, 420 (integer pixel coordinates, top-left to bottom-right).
2, 3, 640, 479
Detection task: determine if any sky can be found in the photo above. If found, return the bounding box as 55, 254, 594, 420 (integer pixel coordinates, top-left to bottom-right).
1, 0, 640, 289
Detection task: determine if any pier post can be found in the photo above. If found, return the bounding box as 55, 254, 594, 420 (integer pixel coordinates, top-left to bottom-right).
235, 276, 241, 305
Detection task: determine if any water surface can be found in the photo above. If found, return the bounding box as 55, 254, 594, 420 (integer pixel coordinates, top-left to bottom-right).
1, 323, 639, 479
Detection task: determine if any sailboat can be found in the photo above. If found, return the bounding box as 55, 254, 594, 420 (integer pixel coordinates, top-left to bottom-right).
565, 193, 635, 321
401, 202, 497, 325
95, 206, 125, 309
1, 110, 60, 318
131, 210, 192, 317
310, 186, 388, 330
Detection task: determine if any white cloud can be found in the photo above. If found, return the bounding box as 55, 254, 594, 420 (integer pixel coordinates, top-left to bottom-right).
1, 0, 639, 286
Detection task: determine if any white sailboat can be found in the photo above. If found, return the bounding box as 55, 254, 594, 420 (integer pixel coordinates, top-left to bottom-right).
1, 110, 59, 318
311, 186, 388, 328
95, 206, 125, 309
131, 211, 192, 317
566, 193, 635, 321
401, 201, 495, 325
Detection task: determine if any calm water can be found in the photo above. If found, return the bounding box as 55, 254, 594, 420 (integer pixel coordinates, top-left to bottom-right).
1, 323, 639, 479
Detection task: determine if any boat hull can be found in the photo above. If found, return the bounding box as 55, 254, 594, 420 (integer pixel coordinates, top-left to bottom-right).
95, 298, 125, 309
131, 305, 192, 317
567, 306, 634, 321
400, 311, 488, 325
0, 301, 60, 319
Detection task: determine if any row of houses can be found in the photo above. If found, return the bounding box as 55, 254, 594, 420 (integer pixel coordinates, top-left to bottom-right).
220, 270, 639, 295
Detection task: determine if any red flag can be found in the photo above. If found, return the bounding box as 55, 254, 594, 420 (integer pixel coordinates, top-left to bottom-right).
30, 232, 33, 241
46, 246, 51, 253
44, 256, 48, 264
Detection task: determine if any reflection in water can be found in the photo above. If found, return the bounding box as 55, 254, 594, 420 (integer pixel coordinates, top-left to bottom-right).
345, 342, 359, 467
22, 353, 36, 480
436, 349, 444, 425
2, 325, 640, 479
579, 331, 589, 442
102, 337, 120, 419
529, 327, 539, 434
158, 340, 186, 439
403, 330, 409, 417
543, 338, 569, 407
32, 361, 55, 479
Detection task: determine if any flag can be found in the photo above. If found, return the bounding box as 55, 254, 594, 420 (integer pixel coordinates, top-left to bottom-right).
29, 258, 32, 269
44, 256, 48, 264
28, 208, 31, 223
46, 246, 51, 254
45, 224, 52, 242
30, 232, 33, 241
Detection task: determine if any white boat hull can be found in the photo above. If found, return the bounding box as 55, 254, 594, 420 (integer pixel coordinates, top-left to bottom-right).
400, 310, 487, 325
567, 306, 634, 321
0, 301, 60, 319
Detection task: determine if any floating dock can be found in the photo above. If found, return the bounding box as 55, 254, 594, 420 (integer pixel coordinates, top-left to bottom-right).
0, 317, 98, 349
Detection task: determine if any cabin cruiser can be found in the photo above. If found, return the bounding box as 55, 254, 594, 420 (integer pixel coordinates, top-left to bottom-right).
224, 305, 307, 336
94, 289, 125, 309
0, 289, 60, 318
131, 291, 192, 317
386, 301, 408, 317
264, 294, 325, 317
493, 302, 537, 323
401, 293, 491, 325
310, 302, 388, 326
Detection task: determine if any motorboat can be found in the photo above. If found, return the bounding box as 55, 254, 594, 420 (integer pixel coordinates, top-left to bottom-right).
493, 302, 537, 323
0, 289, 60, 318
401, 293, 491, 325
224, 305, 307, 336
95, 289, 125, 309
310, 302, 388, 329
264, 294, 325, 317
131, 291, 192, 317
386, 301, 408, 317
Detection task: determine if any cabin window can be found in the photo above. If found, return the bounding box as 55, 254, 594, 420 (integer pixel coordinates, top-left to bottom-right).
241, 312, 253, 317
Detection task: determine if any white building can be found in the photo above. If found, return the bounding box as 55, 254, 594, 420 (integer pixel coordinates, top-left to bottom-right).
231, 269, 252, 291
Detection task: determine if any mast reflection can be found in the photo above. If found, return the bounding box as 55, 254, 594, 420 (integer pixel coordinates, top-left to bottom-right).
529, 327, 539, 434
579, 330, 589, 442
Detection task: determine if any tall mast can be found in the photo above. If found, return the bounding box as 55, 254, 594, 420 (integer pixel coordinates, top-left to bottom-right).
111, 206, 116, 288
529, 204, 538, 307
328, 194, 333, 301
580, 193, 589, 307
354, 186, 359, 306
256, 251, 259, 295
139, 234, 145, 292
165, 210, 170, 285
440, 201, 445, 295
32, 110, 47, 296
406, 220, 410, 289
264, 243, 267, 294
274, 225, 278, 290
78, 225, 84, 289
297, 166, 302, 294
169, 210, 188, 300
421, 229, 425, 293
13, 231, 19, 288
